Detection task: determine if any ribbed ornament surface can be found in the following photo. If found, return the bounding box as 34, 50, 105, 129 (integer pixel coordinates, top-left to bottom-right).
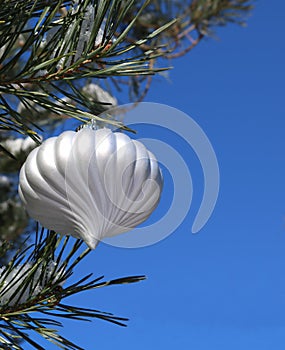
18, 128, 163, 248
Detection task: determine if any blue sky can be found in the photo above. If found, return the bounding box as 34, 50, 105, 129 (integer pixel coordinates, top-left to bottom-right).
40, 1, 285, 349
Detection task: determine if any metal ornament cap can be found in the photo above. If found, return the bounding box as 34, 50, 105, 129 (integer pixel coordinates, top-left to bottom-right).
18, 128, 163, 249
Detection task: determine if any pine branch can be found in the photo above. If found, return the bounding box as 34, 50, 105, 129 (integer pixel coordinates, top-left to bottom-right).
0, 0, 253, 139
0, 0, 175, 137
0, 229, 146, 349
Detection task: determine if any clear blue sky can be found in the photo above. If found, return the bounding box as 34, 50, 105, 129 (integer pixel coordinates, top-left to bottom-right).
42, 1, 285, 348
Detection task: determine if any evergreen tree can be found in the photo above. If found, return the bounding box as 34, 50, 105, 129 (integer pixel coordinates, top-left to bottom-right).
0, 1, 253, 348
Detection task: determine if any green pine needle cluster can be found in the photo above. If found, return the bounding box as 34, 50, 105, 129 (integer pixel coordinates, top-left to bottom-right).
0, 228, 145, 349
0, 0, 174, 138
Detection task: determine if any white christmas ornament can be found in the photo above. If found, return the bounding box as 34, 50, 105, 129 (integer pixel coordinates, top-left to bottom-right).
18, 128, 163, 249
